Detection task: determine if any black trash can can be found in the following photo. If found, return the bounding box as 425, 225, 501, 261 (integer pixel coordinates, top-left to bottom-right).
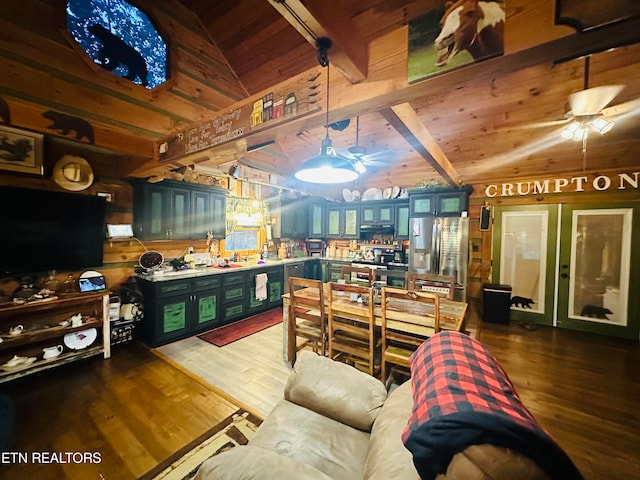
482, 283, 512, 324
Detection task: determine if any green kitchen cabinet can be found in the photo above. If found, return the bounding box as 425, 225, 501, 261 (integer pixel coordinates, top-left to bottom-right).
280, 197, 309, 238
247, 265, 284, 312
307, 198, 326, 237
326, 204, 360, 238
221, 271, 248, 322
394, 201, 410, 239
360, 201, 394, 227
319, 259, 351, 282
409, 188, 471, 218
133, 179, 227, 240
137, 275, 222, 347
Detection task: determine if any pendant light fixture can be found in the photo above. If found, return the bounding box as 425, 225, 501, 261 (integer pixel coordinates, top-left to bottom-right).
294, 38, 359, 184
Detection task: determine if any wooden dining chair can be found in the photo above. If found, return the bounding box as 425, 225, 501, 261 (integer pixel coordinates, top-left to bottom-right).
380, 286, 440, 384
405, 272, 455, 300
339, 265, 377, 287
327, 282, 379, 377
288, 276, 326, 366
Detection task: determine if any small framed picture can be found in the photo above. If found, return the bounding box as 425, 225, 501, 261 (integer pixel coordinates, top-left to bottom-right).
0, 125, 44, 175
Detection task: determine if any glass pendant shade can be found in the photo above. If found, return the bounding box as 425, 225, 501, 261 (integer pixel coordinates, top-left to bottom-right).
294, 137, 358, 183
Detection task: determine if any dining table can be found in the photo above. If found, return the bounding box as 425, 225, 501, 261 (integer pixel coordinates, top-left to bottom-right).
281, 283, 468, 365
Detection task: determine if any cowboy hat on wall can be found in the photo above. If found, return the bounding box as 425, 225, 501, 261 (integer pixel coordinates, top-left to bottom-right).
52, 154, 94, 191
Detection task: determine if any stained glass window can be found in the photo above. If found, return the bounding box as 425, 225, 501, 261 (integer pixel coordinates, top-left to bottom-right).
66, 0, 168, 89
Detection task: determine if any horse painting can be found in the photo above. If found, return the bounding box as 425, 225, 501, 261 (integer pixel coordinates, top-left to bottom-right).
434, 0, 505, 67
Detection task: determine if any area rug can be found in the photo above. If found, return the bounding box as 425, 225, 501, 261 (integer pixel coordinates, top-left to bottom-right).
142, 408, 262, 480
198, 308, 282, 347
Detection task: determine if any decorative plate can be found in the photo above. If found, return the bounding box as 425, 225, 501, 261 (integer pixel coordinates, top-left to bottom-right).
362, 188, 382, 201
63, 328, 98, 350
342, 188, 353, 202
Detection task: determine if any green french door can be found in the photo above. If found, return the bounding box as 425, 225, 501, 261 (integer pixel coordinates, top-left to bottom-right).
493, 205, 558, 326
493, 202, 639, 339
556, 203, 639, 339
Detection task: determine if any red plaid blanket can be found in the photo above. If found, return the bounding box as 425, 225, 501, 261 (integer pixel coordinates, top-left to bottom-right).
402, 331, 582, 480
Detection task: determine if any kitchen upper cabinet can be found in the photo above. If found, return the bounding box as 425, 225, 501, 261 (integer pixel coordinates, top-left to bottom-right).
409, 188, 471, 217
133, 180, 227, 240
394, 201, 410, 239
360, 201, 394, 226
326, 204, 360, 238
307, 198, 326, 238
280, 197, 308, 238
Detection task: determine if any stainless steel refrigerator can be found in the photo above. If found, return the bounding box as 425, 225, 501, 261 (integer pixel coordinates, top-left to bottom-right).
408, 216, 469, 301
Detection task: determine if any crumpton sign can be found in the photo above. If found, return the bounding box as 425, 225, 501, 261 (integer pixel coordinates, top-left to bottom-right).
485, 172, 640, 197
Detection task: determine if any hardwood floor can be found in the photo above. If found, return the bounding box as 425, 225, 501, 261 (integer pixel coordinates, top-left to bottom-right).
155, 322, 291, 418
474, 320, 640, 480
1, 303, 638, 480
0, 343, 241, 480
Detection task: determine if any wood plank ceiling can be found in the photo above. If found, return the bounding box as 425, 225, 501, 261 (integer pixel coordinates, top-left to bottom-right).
165, 0, 640, 198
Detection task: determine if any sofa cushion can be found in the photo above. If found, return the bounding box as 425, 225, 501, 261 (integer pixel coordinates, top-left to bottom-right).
437, 444, 549, 480
364, 381, 420, 480
402, 331, 582, 480
285, 350, 387, 432
195, 445, 332, 480
250, 398, 370, 480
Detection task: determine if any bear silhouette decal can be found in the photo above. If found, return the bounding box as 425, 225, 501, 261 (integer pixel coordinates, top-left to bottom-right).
88, 23, 148, 86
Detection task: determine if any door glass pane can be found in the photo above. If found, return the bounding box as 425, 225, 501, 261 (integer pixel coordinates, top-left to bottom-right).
151, 191, 163, 234
173, 192, 187, 235
500, 212, 548, 313
328, 210, 340, 235
344, 209, 358, 235
397, 206, 409, 237
569, 209, 631, 326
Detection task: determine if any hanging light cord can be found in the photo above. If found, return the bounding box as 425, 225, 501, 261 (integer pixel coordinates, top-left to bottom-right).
324, 61, 330, 138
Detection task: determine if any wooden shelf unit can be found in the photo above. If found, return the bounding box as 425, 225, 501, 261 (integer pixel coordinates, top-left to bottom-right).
0, 292, 111, 383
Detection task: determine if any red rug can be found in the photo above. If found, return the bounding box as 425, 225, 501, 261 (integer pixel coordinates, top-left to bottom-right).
198, 308, 283, 347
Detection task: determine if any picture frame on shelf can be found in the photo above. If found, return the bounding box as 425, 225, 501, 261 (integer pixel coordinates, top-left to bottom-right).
0, 125, 44, 175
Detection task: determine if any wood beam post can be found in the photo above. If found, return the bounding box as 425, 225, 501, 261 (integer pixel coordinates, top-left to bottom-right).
381, 103, 461, 187
268, 0, 368, 82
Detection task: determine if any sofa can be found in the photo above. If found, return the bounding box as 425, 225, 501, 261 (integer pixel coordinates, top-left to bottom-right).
195, 331, 582, 480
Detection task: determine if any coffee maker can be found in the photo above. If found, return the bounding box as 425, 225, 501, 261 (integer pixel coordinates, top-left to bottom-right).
391, 243, 406, 264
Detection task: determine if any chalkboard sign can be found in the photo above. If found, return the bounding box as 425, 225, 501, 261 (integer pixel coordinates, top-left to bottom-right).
160, 71, 323, 162
226, 229, 259, 251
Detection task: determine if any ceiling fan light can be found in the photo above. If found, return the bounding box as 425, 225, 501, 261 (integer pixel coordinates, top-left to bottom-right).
590, 116, 614, 135
572, 125, 587, 141
354, 159, 367, 174
561, 121, 581, 140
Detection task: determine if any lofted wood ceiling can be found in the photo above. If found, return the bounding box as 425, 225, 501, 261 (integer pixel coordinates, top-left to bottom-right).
161, 0, 640, 198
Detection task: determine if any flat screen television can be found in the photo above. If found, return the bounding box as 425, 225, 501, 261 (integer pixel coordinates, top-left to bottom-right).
0, 186, 106, 278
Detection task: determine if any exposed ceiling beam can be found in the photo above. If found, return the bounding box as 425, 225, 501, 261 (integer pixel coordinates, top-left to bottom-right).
125, 15, 640, 180
381, 103, 461, 187
268, 0, 368, 82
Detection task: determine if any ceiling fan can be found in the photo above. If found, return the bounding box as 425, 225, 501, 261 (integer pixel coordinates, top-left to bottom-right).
518, 56, 640, 134
337, 116, 395, 173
